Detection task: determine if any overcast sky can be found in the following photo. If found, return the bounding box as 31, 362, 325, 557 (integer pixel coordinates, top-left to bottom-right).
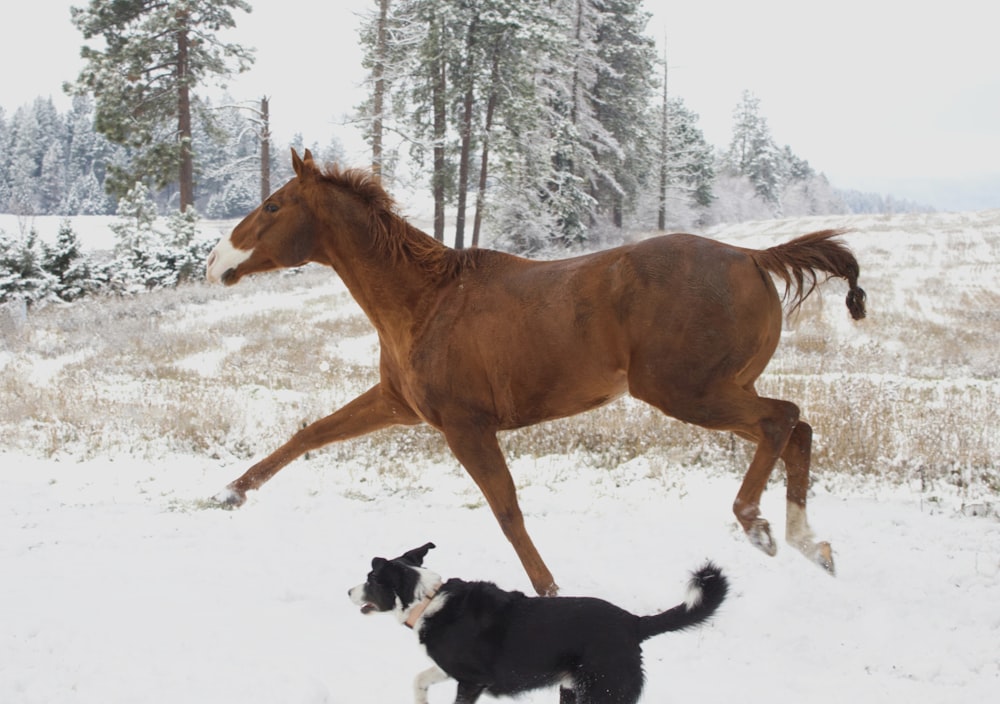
4, 0, 998, 209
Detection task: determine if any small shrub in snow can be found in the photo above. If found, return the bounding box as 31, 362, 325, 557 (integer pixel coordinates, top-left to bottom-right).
0, 228, 57, 304
106, 182, 215, 293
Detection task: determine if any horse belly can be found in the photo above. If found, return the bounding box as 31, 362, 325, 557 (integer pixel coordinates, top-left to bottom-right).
489, 329, 630, 429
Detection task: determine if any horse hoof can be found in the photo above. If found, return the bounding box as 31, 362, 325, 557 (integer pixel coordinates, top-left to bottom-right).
212, 486, 246, 509
814, 541, 836, 576
747, 519, 777, 557
540, 582, 560, 597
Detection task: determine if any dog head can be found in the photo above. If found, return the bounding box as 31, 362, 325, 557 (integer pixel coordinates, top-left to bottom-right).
348, 542, 441, 623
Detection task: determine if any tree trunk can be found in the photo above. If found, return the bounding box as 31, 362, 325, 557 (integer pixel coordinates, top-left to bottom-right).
371, 0, 389, 179
657, 41, 669, 231
453, 17, 478, 250
259, 96, 271, 201
431, 15, 447, 242
176, 18, 194, 212
472, 50, 500, 249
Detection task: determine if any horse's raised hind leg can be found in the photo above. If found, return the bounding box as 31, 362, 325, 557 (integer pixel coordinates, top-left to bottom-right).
729, 398, 801, 558
214, 384, 420, 507
637, 380, 801, 562
782, 420, 835, 575
442, 423, 558, 596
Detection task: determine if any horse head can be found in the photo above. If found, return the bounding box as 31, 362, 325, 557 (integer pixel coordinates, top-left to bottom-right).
206, 148, 320, 285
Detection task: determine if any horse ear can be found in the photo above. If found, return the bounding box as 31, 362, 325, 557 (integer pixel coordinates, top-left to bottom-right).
291, 148, 317, 180
402, 542, 436, 566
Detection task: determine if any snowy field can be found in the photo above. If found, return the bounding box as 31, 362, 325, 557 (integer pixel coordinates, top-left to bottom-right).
2, 209, 999, 702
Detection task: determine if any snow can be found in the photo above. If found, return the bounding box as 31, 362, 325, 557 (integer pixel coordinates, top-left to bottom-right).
2, 453, 997, 703
2, 210, 999, 702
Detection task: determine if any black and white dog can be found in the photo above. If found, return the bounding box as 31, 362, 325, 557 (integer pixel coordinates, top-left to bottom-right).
348, 543, 728, 703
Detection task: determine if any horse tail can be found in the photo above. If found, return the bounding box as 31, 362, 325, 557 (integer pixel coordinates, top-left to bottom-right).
637, 562, 728, 641
751, 229, 867, 320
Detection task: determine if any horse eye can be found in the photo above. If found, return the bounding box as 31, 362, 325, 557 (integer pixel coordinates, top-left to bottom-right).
263, 202, 278, 213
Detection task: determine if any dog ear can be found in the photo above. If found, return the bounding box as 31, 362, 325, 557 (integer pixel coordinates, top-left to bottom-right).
371, 557, 388, 570
401, 542, 436, 566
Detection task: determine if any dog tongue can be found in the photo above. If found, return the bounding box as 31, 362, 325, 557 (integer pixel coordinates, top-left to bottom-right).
360, 603, 376, 614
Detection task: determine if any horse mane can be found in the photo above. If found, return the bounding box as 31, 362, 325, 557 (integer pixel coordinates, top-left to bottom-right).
318, 164, 475, 280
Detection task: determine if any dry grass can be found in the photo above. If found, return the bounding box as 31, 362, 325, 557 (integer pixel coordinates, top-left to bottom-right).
2, 211, 998, 501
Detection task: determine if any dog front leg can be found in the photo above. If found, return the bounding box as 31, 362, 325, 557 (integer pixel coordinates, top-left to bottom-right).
414, 665, 450, 704
454, 680, 486, 703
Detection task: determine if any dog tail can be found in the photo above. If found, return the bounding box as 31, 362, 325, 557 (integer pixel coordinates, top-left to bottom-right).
638, 562, 728, 641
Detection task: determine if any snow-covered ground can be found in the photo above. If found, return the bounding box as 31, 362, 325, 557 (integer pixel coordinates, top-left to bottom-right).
2, 209, 999, 702
2, 451, 997, 703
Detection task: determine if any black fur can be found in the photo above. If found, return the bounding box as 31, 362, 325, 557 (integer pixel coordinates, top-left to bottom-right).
349, 544, 728, 703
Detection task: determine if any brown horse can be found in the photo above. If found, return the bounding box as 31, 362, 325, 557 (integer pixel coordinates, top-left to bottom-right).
206, 148, 866, 595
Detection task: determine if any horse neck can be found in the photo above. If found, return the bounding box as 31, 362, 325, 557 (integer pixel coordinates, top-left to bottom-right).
313, 200, 452, 347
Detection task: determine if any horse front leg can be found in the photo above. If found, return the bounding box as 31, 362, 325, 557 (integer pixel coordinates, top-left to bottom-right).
214, 384, 419, 507
782, 420, 835, 575
442, 423, 558, 596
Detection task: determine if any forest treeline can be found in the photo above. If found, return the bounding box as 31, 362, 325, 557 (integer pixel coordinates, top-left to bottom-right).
1, 0, 929, 307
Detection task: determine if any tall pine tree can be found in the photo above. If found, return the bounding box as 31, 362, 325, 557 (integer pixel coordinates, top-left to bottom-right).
66, 0, 254, 211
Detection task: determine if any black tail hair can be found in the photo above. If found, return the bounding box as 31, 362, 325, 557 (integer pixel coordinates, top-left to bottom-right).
638, 562, 728, 641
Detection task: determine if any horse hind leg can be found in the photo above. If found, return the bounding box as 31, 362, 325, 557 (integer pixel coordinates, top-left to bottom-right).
782, 420, 835, 575
636, 380, 799, 561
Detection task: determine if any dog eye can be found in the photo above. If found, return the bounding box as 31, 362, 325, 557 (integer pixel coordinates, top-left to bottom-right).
263, 202, 278, 213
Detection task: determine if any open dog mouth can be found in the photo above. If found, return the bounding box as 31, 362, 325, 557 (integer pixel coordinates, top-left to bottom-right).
359, 602, 377, 615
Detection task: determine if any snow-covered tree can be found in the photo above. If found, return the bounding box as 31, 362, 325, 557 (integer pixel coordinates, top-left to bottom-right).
651, 95, 715, 230
42, 220, 102, 302
62, 95, 117, 215
0, 108, 10, 210
724, 90, 784, 209
196, 95, 262, 218
67, 0, 255, 211
0, 228, 57, 304
108, 181, 174, 291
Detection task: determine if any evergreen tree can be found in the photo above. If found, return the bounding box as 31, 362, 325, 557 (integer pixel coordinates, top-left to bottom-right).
0, 108, 10, 210
6, 102, 47, 214
588, 0, 658, 227
39, 142, 67, 215
108, 181, 174, 291
196, 95, 262, 217
724, 90, 783, 211
0, 228, 56, 303
665, 98, 715, 209
64, 169, 114, 216
360, 0, 662, 248
67, 0, 255, 211
42, 220, 101, 302
63, 95, 117, 214
647, 96, 715, 231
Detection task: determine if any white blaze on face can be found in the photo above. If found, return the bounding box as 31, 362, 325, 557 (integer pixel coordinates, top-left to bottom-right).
205, 234, 252, 284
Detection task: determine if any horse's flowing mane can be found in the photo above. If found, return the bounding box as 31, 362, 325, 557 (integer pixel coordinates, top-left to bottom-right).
319, 164, 475, 280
